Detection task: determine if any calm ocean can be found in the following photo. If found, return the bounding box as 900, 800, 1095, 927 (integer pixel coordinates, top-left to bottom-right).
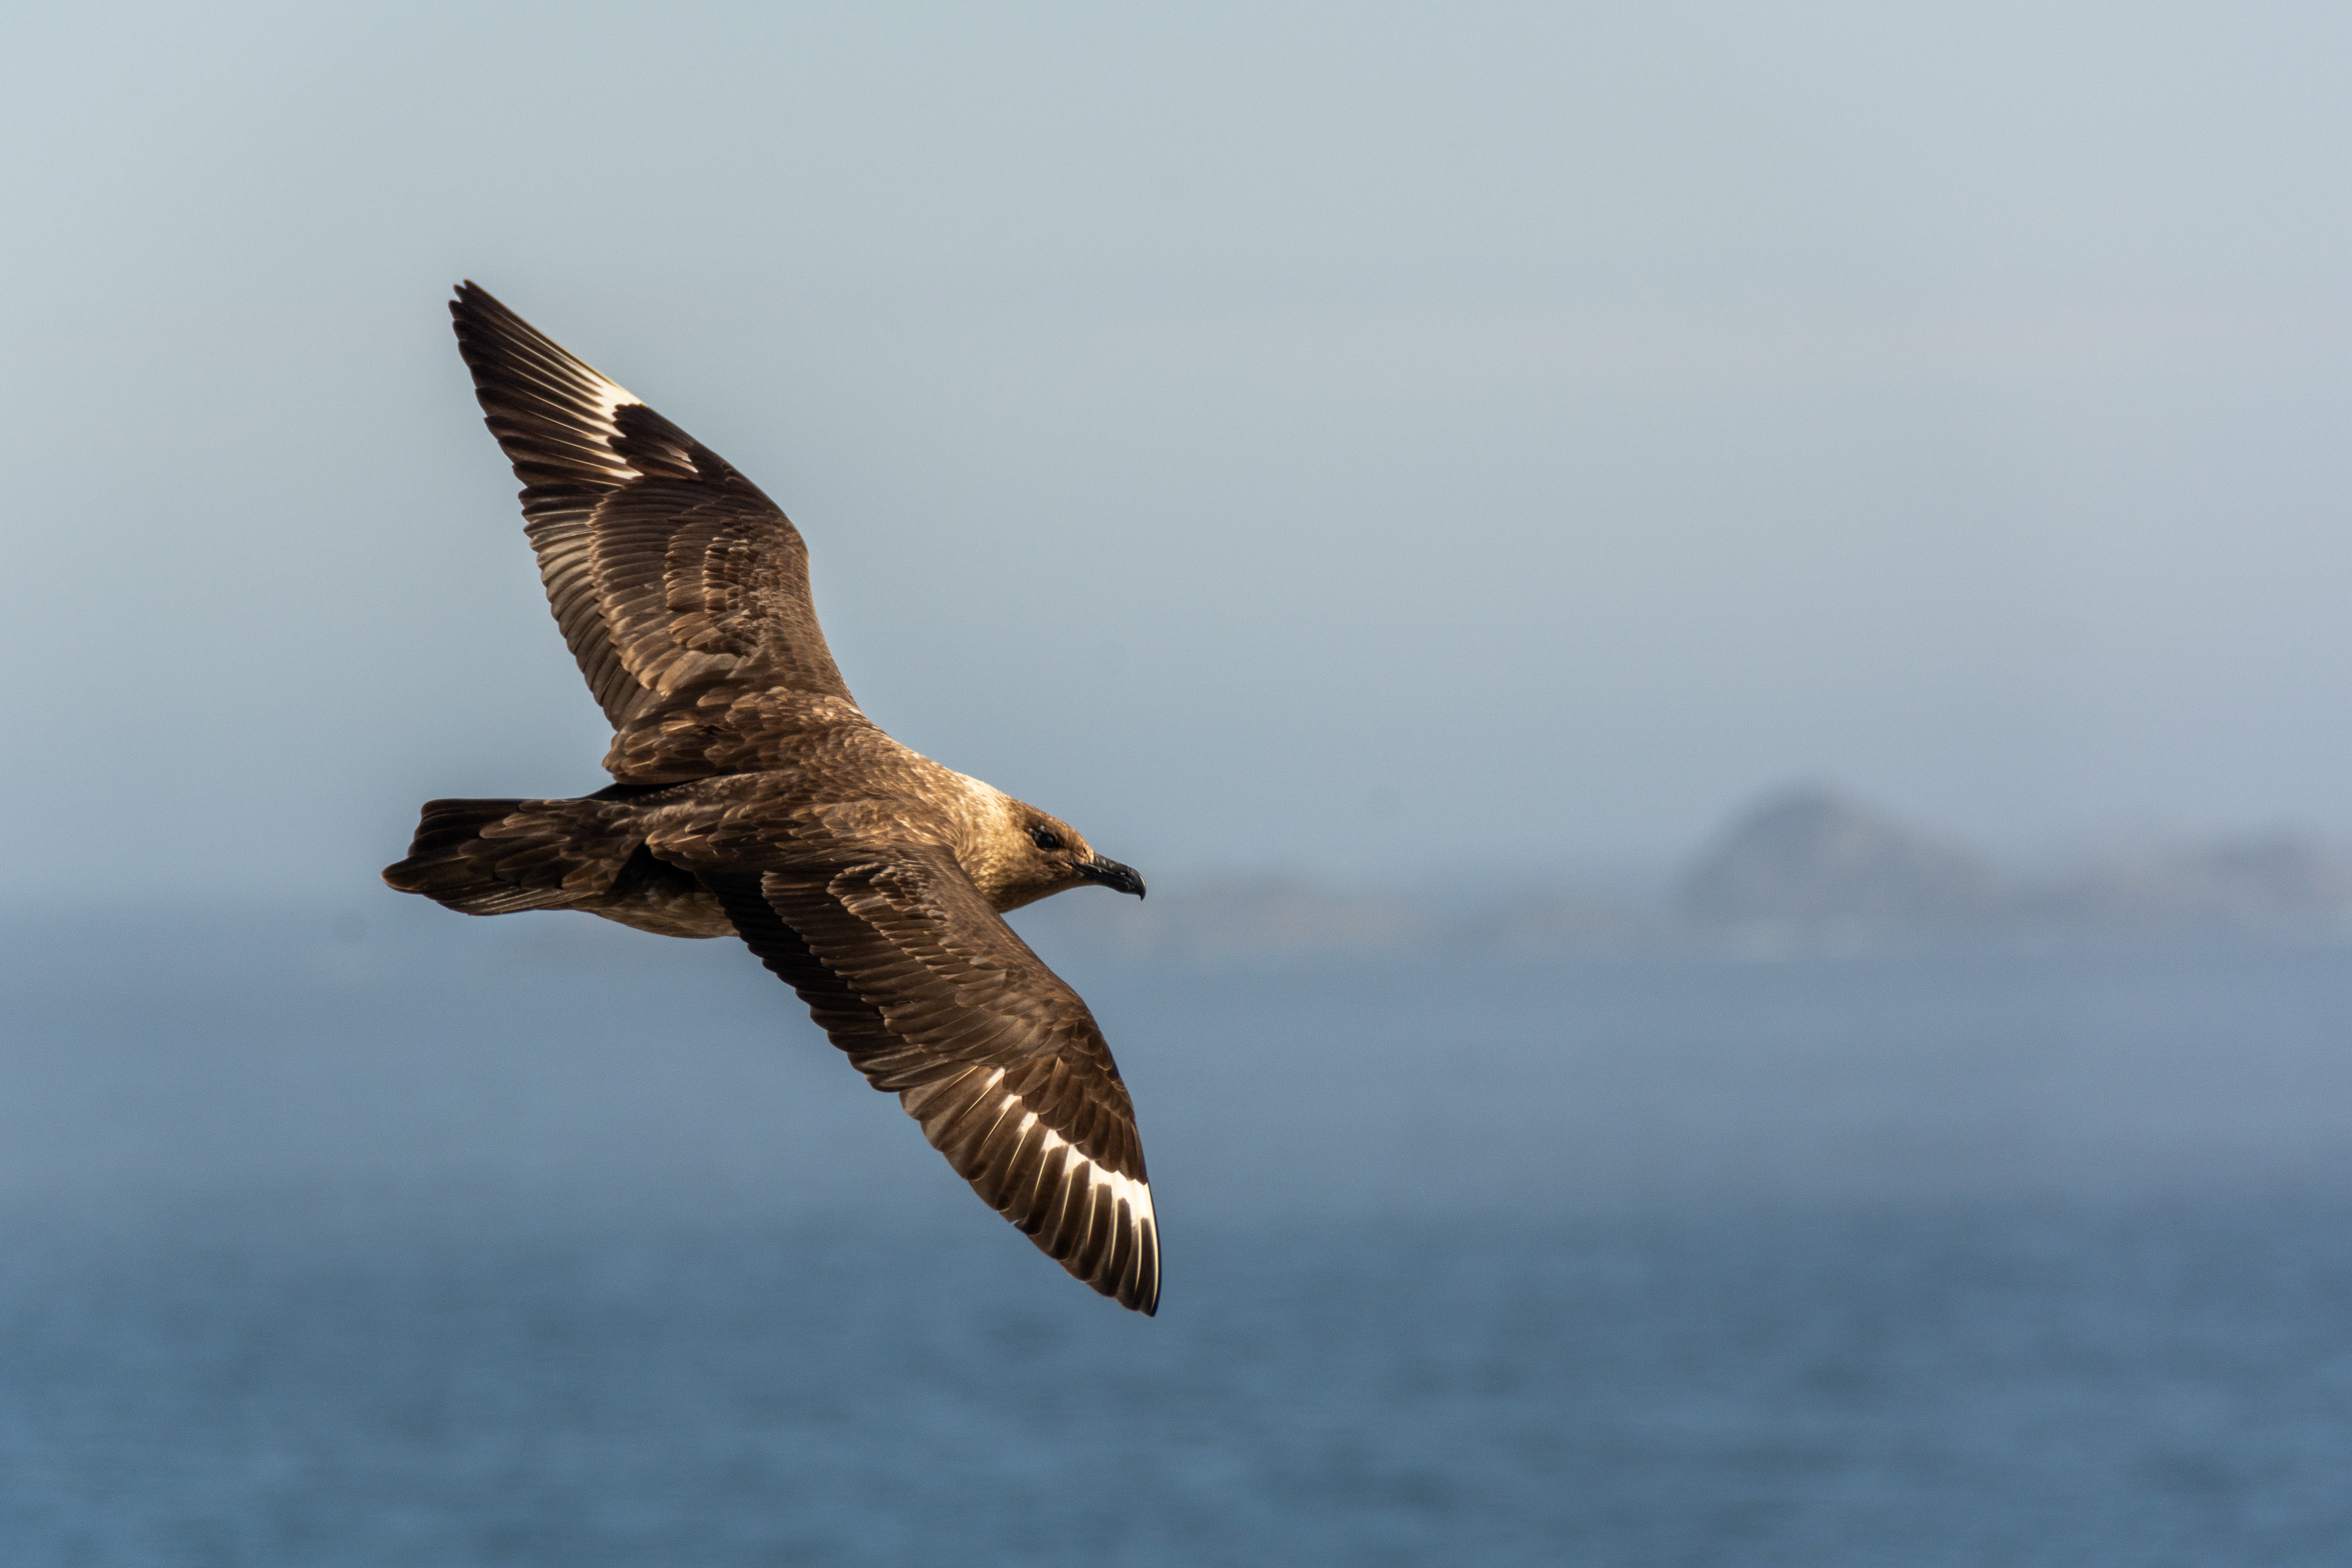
3, 902, 2348, 1564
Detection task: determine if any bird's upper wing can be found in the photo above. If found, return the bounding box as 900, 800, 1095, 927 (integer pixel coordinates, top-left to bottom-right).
451, 283, 854, 778
704, 845, 1160, 1314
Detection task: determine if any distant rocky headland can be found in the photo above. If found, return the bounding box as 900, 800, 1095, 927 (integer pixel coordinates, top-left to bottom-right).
1015, 785, 2352, 962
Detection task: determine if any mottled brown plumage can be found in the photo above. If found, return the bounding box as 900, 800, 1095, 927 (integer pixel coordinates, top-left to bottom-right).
385, 284, 1158, 1313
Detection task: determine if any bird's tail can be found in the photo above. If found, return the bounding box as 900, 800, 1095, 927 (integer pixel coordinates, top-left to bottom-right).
382, 797, 630, 915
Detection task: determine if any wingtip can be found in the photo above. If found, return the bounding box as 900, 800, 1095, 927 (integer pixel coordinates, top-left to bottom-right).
1135, 1252, 1161, 1317
1104, 1275, 1158, 1315
450, 279, 505, 322
1115, 1217, 1162, 1315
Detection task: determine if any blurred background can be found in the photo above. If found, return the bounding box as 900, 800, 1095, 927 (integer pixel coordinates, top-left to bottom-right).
5, 2, 2352, 1563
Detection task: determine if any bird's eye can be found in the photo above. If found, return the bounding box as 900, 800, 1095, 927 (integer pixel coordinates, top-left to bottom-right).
1030, 827, 1063, 851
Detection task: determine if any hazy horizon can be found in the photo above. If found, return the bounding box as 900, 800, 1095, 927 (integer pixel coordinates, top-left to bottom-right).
6, 2, 2350, 903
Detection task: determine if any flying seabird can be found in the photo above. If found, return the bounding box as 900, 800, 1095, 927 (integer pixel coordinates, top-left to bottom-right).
385, 285, 1160, 1313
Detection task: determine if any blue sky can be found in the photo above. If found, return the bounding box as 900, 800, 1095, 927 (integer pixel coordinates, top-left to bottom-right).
6, 2, 2351, 900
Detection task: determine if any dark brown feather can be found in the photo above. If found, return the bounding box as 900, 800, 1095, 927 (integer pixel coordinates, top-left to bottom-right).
708, 847, 1159, 1313
450, 283, 854, 780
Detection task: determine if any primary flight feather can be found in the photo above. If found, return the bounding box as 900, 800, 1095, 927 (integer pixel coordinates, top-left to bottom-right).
385, 284, 1160, 1313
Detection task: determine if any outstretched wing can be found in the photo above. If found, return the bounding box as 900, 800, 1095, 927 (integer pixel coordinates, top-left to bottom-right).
704, 848, 1160, 1315
450, 283, 854, 777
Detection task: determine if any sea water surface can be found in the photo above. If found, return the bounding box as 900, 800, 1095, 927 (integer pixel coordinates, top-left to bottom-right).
2, 901, 2349, 1564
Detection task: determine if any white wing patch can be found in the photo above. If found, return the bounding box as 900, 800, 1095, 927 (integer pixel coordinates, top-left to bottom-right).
913, 1066, 1158, 1306
583, 374, 642, 421
571, 367, 647, 482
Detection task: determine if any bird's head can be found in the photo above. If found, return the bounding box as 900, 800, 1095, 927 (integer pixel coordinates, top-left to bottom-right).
984, 803, 1147, 912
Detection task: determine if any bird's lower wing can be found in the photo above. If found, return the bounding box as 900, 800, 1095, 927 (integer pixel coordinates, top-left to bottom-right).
706, 848, 1160, 1314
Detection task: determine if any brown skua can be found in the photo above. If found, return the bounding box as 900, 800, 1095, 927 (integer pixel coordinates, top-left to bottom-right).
385, 285, 1159, 1313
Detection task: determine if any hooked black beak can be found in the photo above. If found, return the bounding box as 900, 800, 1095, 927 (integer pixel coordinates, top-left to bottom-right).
1078, 858, 1147, 898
